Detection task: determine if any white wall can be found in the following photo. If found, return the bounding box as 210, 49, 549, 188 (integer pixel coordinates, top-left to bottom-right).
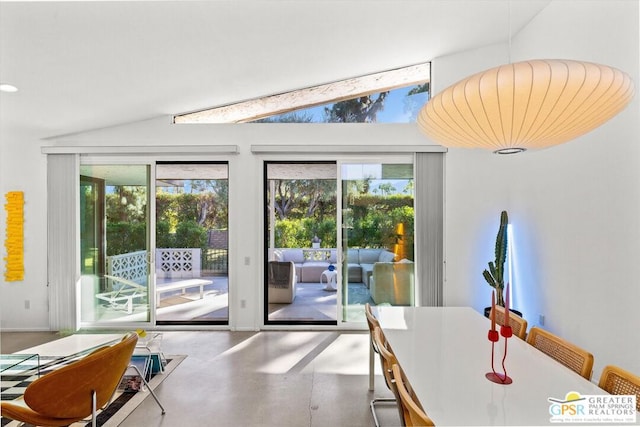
0, 132, 50, 330
441, 0, 640, 376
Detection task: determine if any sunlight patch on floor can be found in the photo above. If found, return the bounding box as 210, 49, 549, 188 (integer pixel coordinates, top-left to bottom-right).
300, 333, 372, 375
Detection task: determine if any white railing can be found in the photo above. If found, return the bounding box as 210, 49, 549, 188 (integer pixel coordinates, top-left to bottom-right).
155, 248, 202, 279
106, 250, 148, 288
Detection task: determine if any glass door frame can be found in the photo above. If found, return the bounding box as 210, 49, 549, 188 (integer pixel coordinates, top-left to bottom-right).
337, 156, 416, 325
263, 160, 339, 326
79, 155, 157, 329
154, 160, 230, 326
261, 155, 416, 328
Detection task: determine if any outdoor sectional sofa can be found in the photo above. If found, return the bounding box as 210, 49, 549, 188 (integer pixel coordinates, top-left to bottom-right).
273, 248, 396, 287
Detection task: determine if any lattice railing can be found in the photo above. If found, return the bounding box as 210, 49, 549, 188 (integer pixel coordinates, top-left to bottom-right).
155, 248, 202, 279
106, 250, 148, 288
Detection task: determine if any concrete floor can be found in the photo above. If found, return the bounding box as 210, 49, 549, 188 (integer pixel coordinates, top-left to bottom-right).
1, 330, 402, 427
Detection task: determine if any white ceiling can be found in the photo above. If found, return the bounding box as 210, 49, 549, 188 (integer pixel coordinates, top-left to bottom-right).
0, 0, 551, 141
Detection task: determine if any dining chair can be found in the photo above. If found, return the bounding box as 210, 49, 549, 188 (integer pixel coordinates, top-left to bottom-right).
598, 365, 640, 411
1, 332, 139, 427
391, 363, 435, 427
364, 302, 381, 391
373, 326, 427, 427
489, 305, 528, 339
526, 326, 594, 380
365, 304, 397, 426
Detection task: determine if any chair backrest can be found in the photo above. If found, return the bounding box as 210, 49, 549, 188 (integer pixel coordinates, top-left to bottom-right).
526, 327, 594, 380
373, 327, 406, 426
23, 332, 138, 419
373, 327, 398, 389
268, 261, 295, 287
365, 303, 380, 336
391, 364, 435, 427
489, 305, 528, 339
598, 365, 640, 411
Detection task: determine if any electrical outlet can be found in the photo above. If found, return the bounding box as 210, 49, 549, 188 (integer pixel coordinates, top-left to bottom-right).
24, 300, 30, 309
244, 256, 250, 266
538, 314, 545, 326
241, 299, 246, 308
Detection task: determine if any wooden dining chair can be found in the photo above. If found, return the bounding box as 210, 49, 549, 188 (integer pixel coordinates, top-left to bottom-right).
489, 305, 528, 339
1, 332, 139, 427
365, 303, 398, 426
372, 326, 406, 426
365, 302, 381, 391
526, 326, 594, 380
391, 364, 435, 427
373, 326, 427, 426
598, 365, 640, 411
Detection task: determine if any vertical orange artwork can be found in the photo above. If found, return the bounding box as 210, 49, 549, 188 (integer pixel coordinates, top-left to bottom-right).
4, 191, 24, 281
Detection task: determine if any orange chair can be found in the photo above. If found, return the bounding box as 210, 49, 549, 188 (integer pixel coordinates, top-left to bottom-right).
526, 327, 594, 380
489, 305, 528, 339
598, 365, 640, 411
1, 332, 162, 427
392, 363, 435, 426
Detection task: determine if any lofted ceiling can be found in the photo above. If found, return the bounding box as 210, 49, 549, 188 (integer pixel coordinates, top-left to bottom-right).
0, 0, 551, 141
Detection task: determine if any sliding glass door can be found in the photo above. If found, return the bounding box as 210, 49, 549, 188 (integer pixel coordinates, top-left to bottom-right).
79, 161, 229, 327
264, 162, 338, 325
155, 162, 229, 325
340, 162, 415, 322
79, 164, 151, 324
263, 159, 416, 325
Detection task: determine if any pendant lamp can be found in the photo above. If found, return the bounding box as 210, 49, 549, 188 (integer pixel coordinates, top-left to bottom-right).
417, 59, 634, 154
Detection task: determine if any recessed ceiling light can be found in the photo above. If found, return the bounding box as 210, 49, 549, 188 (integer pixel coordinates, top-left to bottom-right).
0, 84, 19, 93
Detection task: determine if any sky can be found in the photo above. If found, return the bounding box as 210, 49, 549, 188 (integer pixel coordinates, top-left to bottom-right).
266, 85, 429, 123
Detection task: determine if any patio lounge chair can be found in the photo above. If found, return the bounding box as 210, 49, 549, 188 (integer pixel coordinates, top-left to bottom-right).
268, 261, 297, 303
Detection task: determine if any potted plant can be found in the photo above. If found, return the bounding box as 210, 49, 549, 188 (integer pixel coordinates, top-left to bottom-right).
482, 210, 522, 317
483, 210, 508, 307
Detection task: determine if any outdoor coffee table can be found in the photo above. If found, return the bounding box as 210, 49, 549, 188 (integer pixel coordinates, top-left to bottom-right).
321, 269, 338, 291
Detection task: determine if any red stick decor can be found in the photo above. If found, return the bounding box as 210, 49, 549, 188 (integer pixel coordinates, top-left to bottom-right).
486, 283, 513, 385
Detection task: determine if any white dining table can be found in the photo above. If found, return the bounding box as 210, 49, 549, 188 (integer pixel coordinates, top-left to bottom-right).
373, 306, 635, 426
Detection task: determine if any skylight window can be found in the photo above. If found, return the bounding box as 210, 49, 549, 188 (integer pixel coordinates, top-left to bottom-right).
174, 62, 430, 124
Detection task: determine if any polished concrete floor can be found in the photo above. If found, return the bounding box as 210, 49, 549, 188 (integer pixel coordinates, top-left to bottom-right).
1, 330, 402, 427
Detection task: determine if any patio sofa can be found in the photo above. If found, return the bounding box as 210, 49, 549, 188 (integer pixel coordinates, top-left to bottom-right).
369, 260, 415, 305
273, 248, 396, 286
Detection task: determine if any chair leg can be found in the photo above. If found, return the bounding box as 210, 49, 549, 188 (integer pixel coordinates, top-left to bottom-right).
129, 364, 166, 414
91, 389, 97, 427
370, 397, 397, 427
369, 339, 375, 391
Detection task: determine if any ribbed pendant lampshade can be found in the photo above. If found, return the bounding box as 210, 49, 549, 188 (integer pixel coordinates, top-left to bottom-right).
417, 59, 634, 154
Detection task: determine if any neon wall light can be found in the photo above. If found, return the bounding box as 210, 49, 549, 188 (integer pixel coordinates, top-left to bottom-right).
4, 191, 24, 281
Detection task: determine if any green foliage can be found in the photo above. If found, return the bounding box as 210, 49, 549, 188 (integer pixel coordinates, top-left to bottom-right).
105, 186, 147, 223
274, 217, 339, 249
156, 221, 174, 248
339, 194, 415, 258
106, 182, 224, 257
174, 220, 207, 250
482, 211, 509, 306
106, 222, 146, 256
156, 181, 229, 231
274, 219, 302, 248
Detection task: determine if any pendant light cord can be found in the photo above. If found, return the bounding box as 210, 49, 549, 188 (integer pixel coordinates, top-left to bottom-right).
508, 0, 512, 64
